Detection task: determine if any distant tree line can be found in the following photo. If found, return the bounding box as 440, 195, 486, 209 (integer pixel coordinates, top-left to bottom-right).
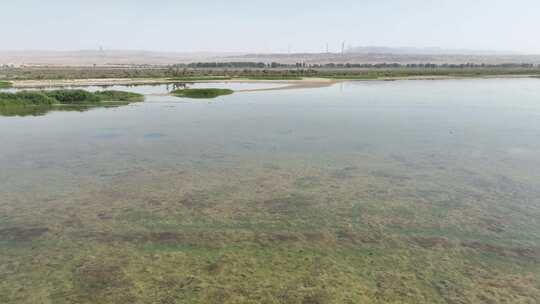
171, 62, 539, 69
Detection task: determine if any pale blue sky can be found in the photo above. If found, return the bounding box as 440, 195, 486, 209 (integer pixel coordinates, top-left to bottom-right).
3, 0, 540, 53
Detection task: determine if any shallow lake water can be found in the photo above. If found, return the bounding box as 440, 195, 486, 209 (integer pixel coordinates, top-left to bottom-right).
1, 79, 540, 303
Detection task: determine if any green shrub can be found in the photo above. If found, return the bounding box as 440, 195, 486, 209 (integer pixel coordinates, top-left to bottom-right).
43, 89, 101, 104
0, 91, 56, 106
0, 89, 145, 108
94, 90, 144, 102
244, 76, 302, 80
167, 76, 232, 81
0, 81, 12, 88
171, 88, 234, 99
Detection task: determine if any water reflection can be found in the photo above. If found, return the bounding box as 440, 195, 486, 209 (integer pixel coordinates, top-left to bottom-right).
0, 102, 131, 117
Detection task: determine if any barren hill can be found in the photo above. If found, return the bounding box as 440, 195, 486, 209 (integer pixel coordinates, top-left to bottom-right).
2, 50, 540, 66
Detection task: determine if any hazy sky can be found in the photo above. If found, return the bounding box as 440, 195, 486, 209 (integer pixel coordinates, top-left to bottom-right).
3, 0, 540, 53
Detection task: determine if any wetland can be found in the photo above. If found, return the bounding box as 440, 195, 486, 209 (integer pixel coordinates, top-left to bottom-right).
1, 79, 540, 303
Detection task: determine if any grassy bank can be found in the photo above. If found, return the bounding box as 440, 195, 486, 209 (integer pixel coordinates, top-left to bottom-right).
171, 88, 234, 99
2, 66, 540, 81
319, 68, 540, 80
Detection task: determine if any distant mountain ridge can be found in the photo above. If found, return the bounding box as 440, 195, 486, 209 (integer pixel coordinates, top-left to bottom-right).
345, 46, 521, 55
1, 49, 539, 66
0, 50, 244, 66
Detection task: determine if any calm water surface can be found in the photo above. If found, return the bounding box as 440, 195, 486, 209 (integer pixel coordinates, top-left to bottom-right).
1, 79, 540, 303
2, 79, 540, 184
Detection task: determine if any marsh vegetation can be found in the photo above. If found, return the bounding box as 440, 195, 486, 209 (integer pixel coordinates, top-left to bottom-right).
167, 76, 233, 82
2, 65, 540, 82
171, 88, 234, 99
0, 81, 12, 88
93, 90, 145, 102
0, 89, 144, 116
243, 75, 303, 80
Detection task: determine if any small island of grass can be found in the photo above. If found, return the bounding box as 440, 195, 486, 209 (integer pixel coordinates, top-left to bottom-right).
94, 90, 145, 102
171, 88, 234, 99
244, 76, 303, 80
0, 81, 13, 88
167, 76, 232, 82
0, 89, 144, 106
44, 89, 102, 104
0, 91, 56, 107
0, 89, 145, 116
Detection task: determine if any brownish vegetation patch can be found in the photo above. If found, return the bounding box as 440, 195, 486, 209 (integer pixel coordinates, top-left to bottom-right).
0, 227, 49, 241
462, 241, 540, 261
432, 280, 467, 304
256, 232, 302, 244
262, 194, 314, 215
370, 170, 412, 184
178, 191, 212, 209
412, 236, 453, 249
74, 259, 134, 303
375, 272, 423, 302
78, 231, 251, 248
478, 217, 506, 233
331, 166, 359, 179
145, 232, 199, 245
97, 212, 113, 220
335, 229, 382, 245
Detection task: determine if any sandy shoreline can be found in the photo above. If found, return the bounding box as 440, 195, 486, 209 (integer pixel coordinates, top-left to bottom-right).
9, 77, 336, 89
